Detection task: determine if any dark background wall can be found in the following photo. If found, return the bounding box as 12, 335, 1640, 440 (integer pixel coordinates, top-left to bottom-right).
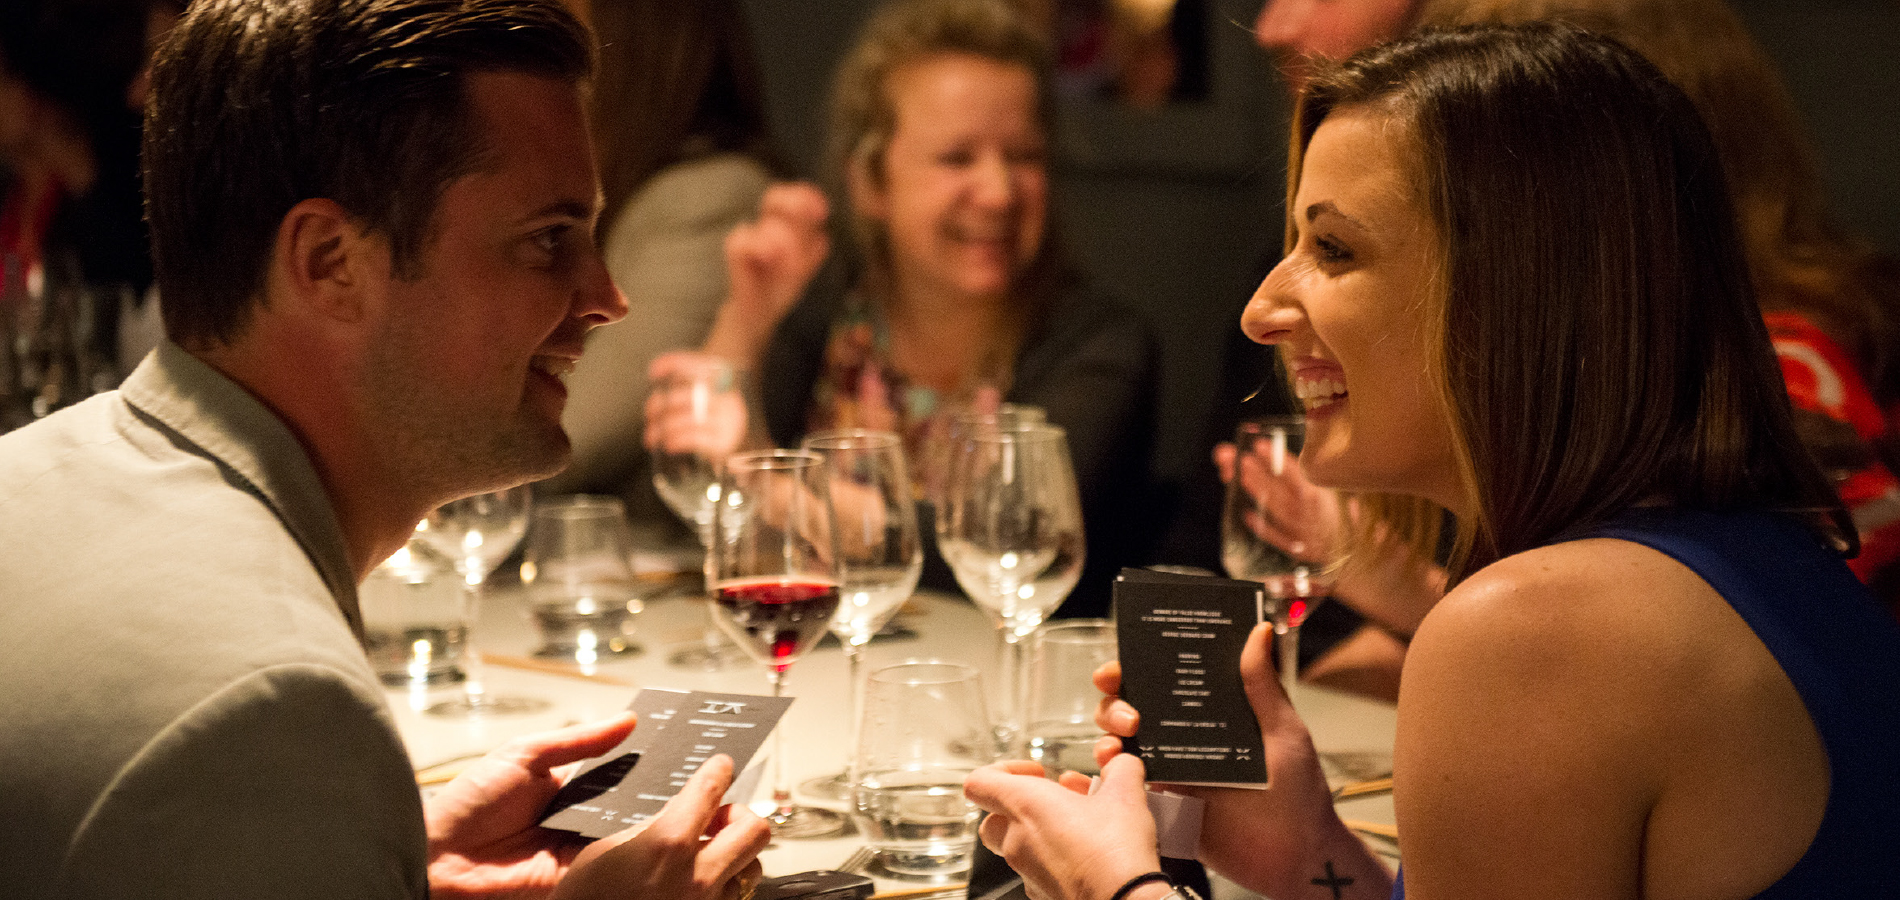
737, 0, 1900, 494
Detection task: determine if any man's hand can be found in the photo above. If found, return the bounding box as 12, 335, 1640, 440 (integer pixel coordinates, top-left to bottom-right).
549, 754, 770, 900
424, 715, 638, 899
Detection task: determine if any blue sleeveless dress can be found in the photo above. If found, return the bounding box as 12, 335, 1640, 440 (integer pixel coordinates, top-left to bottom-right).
1392, 507, 1900, 899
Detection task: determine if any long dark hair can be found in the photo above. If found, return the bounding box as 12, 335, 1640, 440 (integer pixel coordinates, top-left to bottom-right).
1295, 22, 1852, 580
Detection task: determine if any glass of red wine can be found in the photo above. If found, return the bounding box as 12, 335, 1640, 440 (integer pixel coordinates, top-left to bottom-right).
705, 449, 847, 838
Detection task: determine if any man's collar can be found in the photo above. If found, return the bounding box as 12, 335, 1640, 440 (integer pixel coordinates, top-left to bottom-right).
120, 342, 364, 639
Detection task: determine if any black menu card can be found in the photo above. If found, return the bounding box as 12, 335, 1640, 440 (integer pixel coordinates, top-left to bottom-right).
1114, 568, 1270, 787
540, 688, 791, 838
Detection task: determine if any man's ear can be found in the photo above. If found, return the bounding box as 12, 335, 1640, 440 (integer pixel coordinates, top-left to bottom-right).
273, 198, 378, 324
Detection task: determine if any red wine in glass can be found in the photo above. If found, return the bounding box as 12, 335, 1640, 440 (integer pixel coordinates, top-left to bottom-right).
713, 578, 841, 671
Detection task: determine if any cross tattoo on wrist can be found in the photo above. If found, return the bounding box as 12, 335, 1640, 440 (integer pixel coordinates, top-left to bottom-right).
1312, 861, 1355, 899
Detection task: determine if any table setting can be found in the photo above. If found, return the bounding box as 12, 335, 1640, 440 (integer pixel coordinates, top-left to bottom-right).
364, 414, 1399, 899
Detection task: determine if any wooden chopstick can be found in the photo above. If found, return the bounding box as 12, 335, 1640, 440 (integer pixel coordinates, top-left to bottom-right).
478, 653, 637, 686
1333, 776, 1394, 800
872, 884, 969, 899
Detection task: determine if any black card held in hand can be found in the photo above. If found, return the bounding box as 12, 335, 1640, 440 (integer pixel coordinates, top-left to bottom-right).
539, 688, 791, 838
1113, 568, 1270, 787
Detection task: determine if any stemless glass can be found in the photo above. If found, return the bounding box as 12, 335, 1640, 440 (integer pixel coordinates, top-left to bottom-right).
936, 422, 1084, 752
647, 360, 748, 670
522, 495, 644, 664
796, 429, 924, 802
1221, 416, 1341, 695
1023, 619, 1116, 776
705, 449, 847, 838
415, 486, 549, 717
851, 660, 995, 877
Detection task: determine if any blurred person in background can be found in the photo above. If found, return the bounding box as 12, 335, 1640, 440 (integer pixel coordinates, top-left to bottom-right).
0, 0, 179, 432
545, 0, 788, 546
650, 0, 1161, 617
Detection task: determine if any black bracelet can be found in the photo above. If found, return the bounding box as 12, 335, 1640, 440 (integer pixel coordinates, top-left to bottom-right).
1107, 871, 1173, 900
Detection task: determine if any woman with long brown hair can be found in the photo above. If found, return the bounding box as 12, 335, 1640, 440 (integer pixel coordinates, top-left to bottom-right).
964, 23, 1900, 899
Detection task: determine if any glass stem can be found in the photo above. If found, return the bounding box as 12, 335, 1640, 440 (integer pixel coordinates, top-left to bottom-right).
1280, 620, 1301, 700
768, 666, 793, 816
460, 577, 488, 706
996, 624, 1026, 756
844, 640, 866, 783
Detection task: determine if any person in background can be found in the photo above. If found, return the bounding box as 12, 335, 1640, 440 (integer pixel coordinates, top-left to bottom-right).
0, 0, 179, 431
651, 0, 1160, 617
965, 23, 1900, 898
0, 0, 767, 896
546, 0, 786, 544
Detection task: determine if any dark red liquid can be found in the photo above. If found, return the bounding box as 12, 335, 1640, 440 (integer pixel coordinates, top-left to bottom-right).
712, 579, 841, 670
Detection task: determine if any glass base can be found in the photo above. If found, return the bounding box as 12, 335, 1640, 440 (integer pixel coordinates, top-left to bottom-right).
667, 632, 751, 671
797, 770, 851, 804
424, 693, 551, 718
753, 800, 848, 839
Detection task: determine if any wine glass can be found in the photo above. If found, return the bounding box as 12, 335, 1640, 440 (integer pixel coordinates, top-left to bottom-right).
795, 429, 924, 802
522, 495, 644, 664
415, 485, 549, 717
648, 360, 749, 670
705, 449, 847, 838
936, 422, 1085, 753
1221, 416, 1341, 696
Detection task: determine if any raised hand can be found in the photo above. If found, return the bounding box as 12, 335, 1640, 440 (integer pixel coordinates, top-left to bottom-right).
705, 182, 831, 366
645, 351, 749, 460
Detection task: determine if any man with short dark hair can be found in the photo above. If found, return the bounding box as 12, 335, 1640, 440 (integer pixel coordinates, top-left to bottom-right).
0, 0, 768, 896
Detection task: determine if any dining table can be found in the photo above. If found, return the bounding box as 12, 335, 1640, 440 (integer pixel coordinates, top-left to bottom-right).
386, 570, 1401, 900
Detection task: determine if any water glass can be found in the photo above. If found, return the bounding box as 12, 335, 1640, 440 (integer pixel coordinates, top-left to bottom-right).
852, 660, 995, 876
522, 495, 644, 663
1024, 619, 1116, 777
360, 539, 466, 687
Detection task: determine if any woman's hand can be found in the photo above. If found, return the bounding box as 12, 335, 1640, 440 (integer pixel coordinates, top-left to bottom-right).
705, 182, 831, 366
1215, 441, 1445, 637
645, 351, 749, 460
962, 756, 1163, 900
1091, 625, 1390, 898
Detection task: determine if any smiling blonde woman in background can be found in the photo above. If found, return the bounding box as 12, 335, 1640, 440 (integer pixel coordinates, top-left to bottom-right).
649, 0, 1160, 617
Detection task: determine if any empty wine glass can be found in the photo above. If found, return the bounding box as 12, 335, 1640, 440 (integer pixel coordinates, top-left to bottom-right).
796, 429, 924, 803
522, 495, 644, 664
415, 485, 549, 717
705, 449, 847, 838
648, 360, 749, 670
936, 422, 1084, 753
1221, 416, 1342, 695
